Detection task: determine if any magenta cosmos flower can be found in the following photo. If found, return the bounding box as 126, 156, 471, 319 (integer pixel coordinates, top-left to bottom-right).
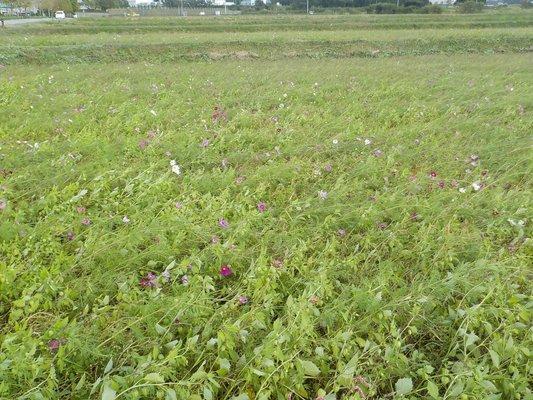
219, 265, 233, 277
429, 171, 437, 179
219, 218, 229, 229
81, 218, 91, 226
257, 202, 267, 213
140, 272, 157, 288
238, 295, 248, 305
48, 339, 61, 352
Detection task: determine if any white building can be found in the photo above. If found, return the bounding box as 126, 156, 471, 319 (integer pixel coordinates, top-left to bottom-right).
211, 0, 235, 5
428, 0, 455, 4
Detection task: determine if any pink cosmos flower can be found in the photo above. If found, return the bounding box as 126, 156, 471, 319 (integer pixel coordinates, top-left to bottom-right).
309, 295, 319, 305
48, 339, 61, 352
139, 139, 149, 150
212, 106, 228, 123
147, 130, 157, 139
219, 218, 229, 229
337, 228, 346, 237
140, 272, 157, 288
324, 163, 333, 172
181, 275, 189, 285
0, 200, 6, 211
373, 149, 383, 157
201, 139, 210, 148
272, 259, 283, 268
76, 206, 86, 214
236, 176, 245, 185
429, 171, 437, 179
211, 235, 220, 244
438, 180, 445, 189
377, 222, 388, 230
220, 265, 233, 277
175, 202, 182, 209
238, 295, 248, 305
410, 212, 419, 221
81, 218, 91, 226
66, 231, 75, 241
257, 202, 267, 213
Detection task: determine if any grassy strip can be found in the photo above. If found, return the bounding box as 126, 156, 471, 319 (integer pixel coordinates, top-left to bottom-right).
1, 35, 531, 64
3, 12, 532, 35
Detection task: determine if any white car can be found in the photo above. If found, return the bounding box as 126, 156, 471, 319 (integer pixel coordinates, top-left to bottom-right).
55, 11, 65, 19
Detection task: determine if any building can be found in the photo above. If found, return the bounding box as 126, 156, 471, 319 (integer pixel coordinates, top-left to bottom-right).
428, 0, 455, 4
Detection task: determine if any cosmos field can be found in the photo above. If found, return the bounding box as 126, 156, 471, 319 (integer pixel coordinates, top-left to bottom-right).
0, 10, 532, 400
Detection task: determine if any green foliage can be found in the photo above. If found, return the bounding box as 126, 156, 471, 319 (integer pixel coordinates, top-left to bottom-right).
0, 11, 532, 400
92, 0, 128, 11
457, 1, 484, 12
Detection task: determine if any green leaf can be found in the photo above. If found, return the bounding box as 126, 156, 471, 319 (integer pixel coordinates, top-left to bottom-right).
395, 377, 413, 395
102, 384, 116, 400
465, 332, 479, 347
482, 380, 498, 392
427, 381, 439, 398
144, 373, 165, 383
203, 387, 213, 400
165, 389, 177, 400
449, 381, 464, 397
218, 358, 231, 371
230, 395, 249, 400
488, 349, 500, 368
300, 360, 320, 377
103, 359, 113, 374
155, 323, 166, 335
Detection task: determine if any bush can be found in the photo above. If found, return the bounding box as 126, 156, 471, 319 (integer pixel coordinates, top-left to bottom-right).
418, 4, 443, 12
366, 2, 402, 13
456, 1, 484, 13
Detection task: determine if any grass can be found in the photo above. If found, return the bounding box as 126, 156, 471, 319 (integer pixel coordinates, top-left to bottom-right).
0, 11, 532, 400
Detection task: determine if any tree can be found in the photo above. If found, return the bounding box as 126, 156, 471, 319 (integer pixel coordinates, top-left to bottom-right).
40, 0, 76, 11
93, 0, 128, 10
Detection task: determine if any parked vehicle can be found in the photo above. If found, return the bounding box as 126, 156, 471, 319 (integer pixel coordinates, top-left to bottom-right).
55, 10, 65, 19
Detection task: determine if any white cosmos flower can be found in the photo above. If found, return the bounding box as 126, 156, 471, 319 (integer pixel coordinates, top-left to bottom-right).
472, 182, 482, 191
171, 164, 181, 175
122, 215, 130, 223
459, 188, 466, 193
364, 139, 372, 146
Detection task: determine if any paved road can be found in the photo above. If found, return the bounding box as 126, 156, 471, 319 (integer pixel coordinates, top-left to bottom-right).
2, 18, 51, 26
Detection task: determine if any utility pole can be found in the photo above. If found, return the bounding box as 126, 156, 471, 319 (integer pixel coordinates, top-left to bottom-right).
306, 0, 309, 13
